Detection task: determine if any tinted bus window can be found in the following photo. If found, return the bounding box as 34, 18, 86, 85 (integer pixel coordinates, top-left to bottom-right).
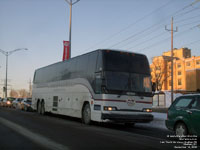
103, 51, 130, 72
87, 51, 98, 89
102, 50, 150, 75
130, 54, 150, 74
96, 51, 103, 72
76, 54, 89, 78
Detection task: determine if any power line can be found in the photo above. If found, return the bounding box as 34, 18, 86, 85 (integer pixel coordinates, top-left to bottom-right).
178, 19, 200, 27
107, 1, 199, 49
82, 0, 174, 52
122, 19, 200, 50
132, 24, 199, 53
127, 31, 166, 50
82, 0, 199, 53
174, 14, 200, 24
174, 5, 200, 17
180, 39, 200, 48
108, 22, 164, 48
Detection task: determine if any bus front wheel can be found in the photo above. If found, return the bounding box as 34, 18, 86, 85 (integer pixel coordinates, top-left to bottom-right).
37, 101, 41, 114
82, 103, 91, 125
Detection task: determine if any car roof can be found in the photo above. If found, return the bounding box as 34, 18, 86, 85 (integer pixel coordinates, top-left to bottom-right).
180, 94, 200, 97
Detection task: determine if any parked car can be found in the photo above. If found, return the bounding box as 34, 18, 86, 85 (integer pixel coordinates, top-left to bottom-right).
165, 94, 200, 136
20, 98, 32, 111
2, 98, 8, 107
0, 98, 3, 106
12, 98, 23, 109
4, 97, 15, 108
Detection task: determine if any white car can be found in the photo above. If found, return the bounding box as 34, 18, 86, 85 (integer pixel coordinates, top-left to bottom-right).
12, 98, 23, 109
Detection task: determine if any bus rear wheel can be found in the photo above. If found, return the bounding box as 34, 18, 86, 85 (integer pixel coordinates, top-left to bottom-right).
40, 101, 45, 115
37, 101, 41, 114
82, 103, 91, 125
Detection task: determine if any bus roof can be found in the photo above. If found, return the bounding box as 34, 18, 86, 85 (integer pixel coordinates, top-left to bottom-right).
35, 49, 146, 72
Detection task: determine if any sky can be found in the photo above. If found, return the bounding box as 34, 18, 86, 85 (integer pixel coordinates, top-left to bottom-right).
0, 0, 200, 95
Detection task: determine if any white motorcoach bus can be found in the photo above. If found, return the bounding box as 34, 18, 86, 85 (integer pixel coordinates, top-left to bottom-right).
32, 49, 153, 124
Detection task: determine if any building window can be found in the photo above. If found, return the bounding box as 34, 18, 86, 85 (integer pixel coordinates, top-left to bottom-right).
178, 79, 182, 86
178, 71, 182, 75
177, 63, 181, 68
186, 62, 190, 66
196, 60, 200, 65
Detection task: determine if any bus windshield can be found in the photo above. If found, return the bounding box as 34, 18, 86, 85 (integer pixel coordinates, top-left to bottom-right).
102, 50, 151, 94
105, 71, 151, 93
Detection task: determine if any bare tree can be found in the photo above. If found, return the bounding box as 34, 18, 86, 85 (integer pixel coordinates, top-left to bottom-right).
18, 89, 29, 98
10, 89, 18, 98
151, 56, 171, 91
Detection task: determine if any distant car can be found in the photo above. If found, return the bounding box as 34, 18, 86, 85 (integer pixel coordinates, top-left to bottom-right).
0, 98, 3, 106
2, 98, 8, 107
20, 98, 32, 111
165, 94, 200, 136
2, 98, 12, 107
7, 97, 15, 108
12, 98, 23, 109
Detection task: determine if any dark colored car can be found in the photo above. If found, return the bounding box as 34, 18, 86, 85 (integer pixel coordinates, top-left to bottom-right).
165, 94, 200, 136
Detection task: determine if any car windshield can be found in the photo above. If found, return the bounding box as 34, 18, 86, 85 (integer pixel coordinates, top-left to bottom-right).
175, 97, 193, 108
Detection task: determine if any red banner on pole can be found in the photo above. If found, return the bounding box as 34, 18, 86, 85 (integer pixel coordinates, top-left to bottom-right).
63, 41, 70, 61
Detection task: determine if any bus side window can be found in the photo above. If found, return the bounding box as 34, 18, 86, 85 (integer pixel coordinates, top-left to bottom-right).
87, 52, 98, 89
96, 51, 102, 72
95, 74, 102, 94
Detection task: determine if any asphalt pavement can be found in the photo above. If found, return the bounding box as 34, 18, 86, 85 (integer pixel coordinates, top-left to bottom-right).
0, 107, 191, 150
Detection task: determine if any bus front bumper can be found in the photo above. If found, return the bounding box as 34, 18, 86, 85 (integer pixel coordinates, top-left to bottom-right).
101, 112, 153, 123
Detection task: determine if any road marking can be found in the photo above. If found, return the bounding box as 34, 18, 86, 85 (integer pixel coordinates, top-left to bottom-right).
0, 117, 70, 150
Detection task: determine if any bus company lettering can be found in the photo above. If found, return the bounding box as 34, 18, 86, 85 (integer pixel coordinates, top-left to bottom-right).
126, 99, 136, 106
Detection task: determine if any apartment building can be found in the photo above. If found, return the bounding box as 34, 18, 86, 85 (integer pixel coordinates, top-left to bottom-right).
151, 47, 200, 92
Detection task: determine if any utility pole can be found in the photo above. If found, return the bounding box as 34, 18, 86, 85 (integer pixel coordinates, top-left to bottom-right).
165, 17, 178, 104
65, 0, 80, 58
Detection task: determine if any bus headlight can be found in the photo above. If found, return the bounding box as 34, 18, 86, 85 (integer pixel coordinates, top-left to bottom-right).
104, 106, 117, 111
143, 108, 152, 112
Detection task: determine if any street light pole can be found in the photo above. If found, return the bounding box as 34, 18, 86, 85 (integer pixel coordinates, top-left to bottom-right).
5, 54, 8, 98
0, 48, 28, 98
65, 0, 80, 58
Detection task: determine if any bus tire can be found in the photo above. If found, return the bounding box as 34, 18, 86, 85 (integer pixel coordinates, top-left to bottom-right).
125, 123, 135, 127
40, 101, 45, 115
82, 103, 91, 125
37, 101, 41, 114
